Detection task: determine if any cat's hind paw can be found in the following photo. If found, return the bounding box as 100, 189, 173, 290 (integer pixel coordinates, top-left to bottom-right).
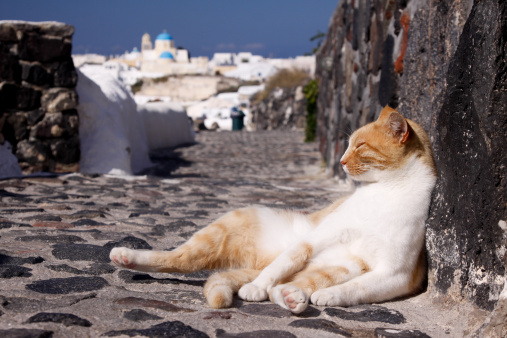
238, 283, 268, 302
310, 289, 342, 307
110, 247, 137, 269
271, 285, 308, 314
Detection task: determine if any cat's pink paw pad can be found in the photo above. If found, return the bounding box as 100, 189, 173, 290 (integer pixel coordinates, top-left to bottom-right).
110, 247, 137, 269
281, 286, 308, 314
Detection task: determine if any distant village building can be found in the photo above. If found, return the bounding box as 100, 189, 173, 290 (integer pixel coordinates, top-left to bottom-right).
117, 31, 208, 75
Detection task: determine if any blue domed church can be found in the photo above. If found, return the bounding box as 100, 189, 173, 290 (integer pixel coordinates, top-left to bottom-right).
140, 31, 194, 73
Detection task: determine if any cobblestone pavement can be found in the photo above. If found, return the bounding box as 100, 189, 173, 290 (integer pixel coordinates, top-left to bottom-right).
0, 131, 482, 337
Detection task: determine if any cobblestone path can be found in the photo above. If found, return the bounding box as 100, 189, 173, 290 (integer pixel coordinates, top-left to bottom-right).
0, 131, 473, 337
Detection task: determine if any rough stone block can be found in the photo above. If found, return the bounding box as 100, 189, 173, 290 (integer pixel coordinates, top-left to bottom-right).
0, 82, 18, 111
15, 139, 48, 163
0, 24, 18, 41
50, 135, 80, 164
52, 59, 77, 88
6, 112, 28, 141
18, 33, 71, 63
21, 61, 52, 86
0, 42, 21, 83
40, 87, 77, 113
16, 86, 41, 111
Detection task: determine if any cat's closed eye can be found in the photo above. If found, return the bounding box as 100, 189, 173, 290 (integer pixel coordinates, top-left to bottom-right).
355, 142, 366, 150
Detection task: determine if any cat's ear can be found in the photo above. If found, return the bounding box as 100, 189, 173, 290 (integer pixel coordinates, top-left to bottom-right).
386, 112, 409, 143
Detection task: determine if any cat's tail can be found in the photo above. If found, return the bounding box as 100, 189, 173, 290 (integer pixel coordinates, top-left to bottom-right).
204, 269, 260, 308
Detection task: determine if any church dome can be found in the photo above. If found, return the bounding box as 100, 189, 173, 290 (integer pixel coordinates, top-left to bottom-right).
159, 51, 175, 59
156, 32, 173, 40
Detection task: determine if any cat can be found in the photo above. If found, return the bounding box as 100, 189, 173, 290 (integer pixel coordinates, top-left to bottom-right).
110, 106, 437, 314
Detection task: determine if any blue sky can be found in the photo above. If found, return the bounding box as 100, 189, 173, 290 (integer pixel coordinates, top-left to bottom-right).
1, 0, 338, 58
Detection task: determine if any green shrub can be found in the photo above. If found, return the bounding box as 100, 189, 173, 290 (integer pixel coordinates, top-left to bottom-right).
303, 79, 318, 142
254, 68, 310, 103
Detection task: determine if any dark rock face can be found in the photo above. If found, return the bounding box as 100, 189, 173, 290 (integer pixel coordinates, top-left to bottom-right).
250, 86, 307, 130
0, 20, 79, 174
316, 0, 506, 317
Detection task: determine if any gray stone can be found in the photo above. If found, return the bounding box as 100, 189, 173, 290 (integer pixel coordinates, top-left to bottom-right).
21, 61, 52, 86
324, 306, 406, 324
0, 328, 53, 338
40, 87, 77, 113
238, 304, 292, 318
26, 312, 92, 327
374, 328, 430, 337
16, 86, 41, 111
123, 309, 162, 322
15, 140, 48, 163
25, 276, 108, 294
114, 297, 195, 313
0, 265, 32, 278
51, 243, 110, 263
216, 329, 296, 338
104, 321, 209, 337
289, 318, 352, 336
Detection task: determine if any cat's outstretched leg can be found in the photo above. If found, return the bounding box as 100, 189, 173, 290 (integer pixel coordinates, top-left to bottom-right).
204, 269, 260, 308
269, 265, 358, 314
311, 255, 426, 307
110, 208, 269, 273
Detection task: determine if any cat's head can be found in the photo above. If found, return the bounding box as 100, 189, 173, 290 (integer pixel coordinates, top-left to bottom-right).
340, 106, 436, 182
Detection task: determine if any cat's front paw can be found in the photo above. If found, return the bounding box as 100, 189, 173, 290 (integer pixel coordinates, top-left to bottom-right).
271, 285, 308, 314
238, 283, 268, 302
310, 289, 343, 307
110, 247, 137, 269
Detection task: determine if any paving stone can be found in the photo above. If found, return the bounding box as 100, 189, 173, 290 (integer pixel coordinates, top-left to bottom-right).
123, 308, 163, 322
32, 221, 73, 229
216, 329, 296, 338
25, 276, 108, 294
114, 297, 195, 313
103, 236, 153, 250
0, 265, 32, 278
0, 328, 53, 338
0, 294, 97, 313
0, 221, 14, 229
324, 306, 406, 324
51, 243, 110, 263
104, 321, 209, 337
118, 270, 204, 287
1, 208, 44, 214
374, 328, 431, 337
22, 214, 62, 222
26, 312, 92, 327
238, 304, 292, 318
15, 234, 85, 243
64, 210, 107, 219
289, 318, 352, 336
71, 218, 106, 226
0, 253, 44, 265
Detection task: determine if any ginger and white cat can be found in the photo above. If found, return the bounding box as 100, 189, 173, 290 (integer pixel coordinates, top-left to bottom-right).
110, 106, 437, 314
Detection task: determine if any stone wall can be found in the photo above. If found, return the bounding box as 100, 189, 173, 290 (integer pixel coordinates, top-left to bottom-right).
0, 21, 79, 174
250, 86, 307, 131
315, 0, 506, 325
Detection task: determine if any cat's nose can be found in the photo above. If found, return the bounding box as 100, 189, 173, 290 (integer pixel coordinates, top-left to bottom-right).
340, 158, 347, 166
